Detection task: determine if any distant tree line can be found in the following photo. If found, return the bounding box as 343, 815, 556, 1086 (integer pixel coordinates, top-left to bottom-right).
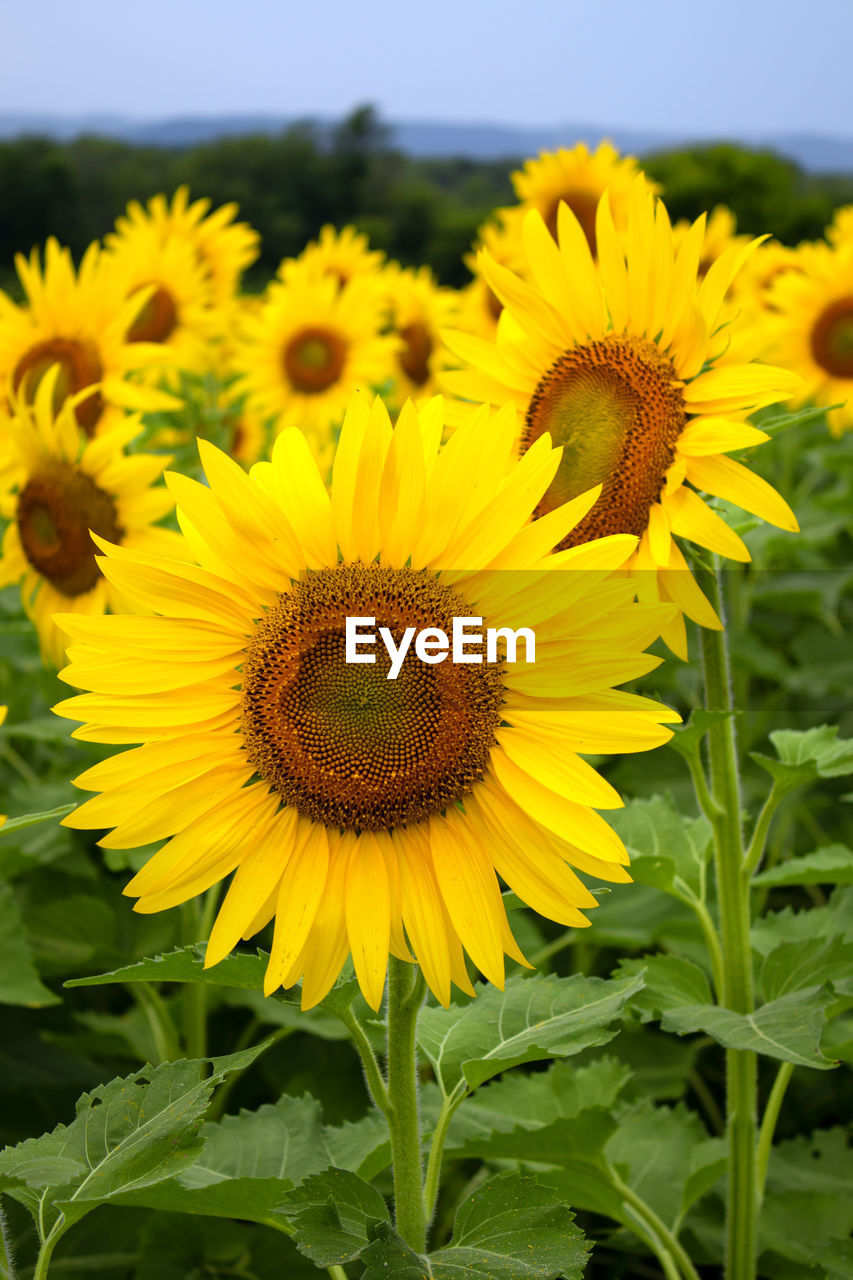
1, 104, 851, 295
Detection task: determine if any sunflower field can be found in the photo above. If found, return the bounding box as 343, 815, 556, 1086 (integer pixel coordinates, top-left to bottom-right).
0, 139, 851, 1280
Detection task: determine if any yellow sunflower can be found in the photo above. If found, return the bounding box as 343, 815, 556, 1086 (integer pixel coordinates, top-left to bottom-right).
672, 204, 749, 278
443, 183, 799, 658
827, 205, 853, 252
229, 270, 398, 436
384, 265, 460, 405
55, 393, 678, 1011
761, 238, 853, 437
103, 220, 221, 376
113, 187, 260, 311
459, 206, 527, 340
0, 371, 184, 667
280, 225, 386, 289
0, 239, 181, 439
511, 142, 658, 253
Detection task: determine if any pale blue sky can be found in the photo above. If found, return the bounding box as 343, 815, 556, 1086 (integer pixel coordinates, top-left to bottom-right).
3, 0, 850, 136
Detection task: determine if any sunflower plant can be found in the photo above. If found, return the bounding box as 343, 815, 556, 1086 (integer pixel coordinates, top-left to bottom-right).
0, 173, 851, 1280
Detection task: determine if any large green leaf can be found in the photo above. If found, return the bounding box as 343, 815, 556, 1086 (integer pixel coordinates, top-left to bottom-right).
360, 1173, 589, 1280
417, 970, 644, 1095
66, 943, 362, 1017
114, 1095, 389, 1223
0, 883, 58, 1007
751, 888, 853, 955
759, 935, 853, 1001
0, 1043, 268, 1241
752, 844, 853, 887
279, 1167, 390, 1266
607, 795, 711, 902
618, 954, 714, 1016
752, 724, 853, 791
662, 987, 839, 1069
758, 1129, 853, 1277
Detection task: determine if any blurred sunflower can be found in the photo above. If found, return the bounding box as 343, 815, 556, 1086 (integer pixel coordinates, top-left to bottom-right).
0, 239, 181, 438
55, 394, 678, 1011
511, 142, 657, 253
113, 187, 260, 311
672, 204, 749, 279
229, 270, 398, 436
104, 221, 219, 376
761, 238, 853, 437
443, 184, 799, 657
0, 370, 183, 666
281, 225, 386, 289
385, 265, 459, 404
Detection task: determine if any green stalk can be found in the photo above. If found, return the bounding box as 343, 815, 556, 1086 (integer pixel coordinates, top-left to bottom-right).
756, 1061, 794, 1203
698, 563, 757, 1280
609, 1166, 702, 1280
385, 959, 428, 1252
0, 1200, 17, 1280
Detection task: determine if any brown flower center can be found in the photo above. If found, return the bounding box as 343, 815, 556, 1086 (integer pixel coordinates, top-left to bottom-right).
523, 334, 686, 547
17, 463, 122, 596
128, 285, 178, 344
12, 339, 104, 436
544, 189, 599, 255
398, 322, 433, 387
810, 297, 853, 378
283, 327, 347, 394
241, 563, 504, 831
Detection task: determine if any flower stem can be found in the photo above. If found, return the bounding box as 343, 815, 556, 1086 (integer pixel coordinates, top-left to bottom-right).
609, 1166, 702, 1280
698, 563, 758, 1280
386, 958, 427, 1253
0, 1199, 17, 1280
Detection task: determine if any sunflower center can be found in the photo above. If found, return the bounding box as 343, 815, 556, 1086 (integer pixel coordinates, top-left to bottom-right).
523, 333, 686, 546
241, 563, 505, 831
12, 339, 105, 436
398, 322, 433, 386
17, 463, 122, 596
810, 297, 853, 378
283, 327, 347, 394
127, 285, 178, 344
544, 190, 599, 255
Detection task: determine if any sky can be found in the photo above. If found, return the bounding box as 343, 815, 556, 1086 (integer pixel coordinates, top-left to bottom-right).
2, 0, 851, 138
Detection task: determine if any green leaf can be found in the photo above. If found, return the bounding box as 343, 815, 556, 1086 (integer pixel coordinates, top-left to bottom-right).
606, 1101, 714, 1228
759, 1129, 853, 1276
759, 935, 853, 1001
618, 954, 713, 1015
66, 943, 361, 1015
752, 888, 853, 956
0, 1042, 269, 1240
667, 707, 735, 758
417, 970, 644, 1095
0, 883, 59, 1007
753, 724, 853, 791
362, 1173, 589, 1280
608, 795, 711, 902
662, 987, 839, 1069
279, 1167, 390, 1266
0, 803, 75, 836
752, 844, 853, 887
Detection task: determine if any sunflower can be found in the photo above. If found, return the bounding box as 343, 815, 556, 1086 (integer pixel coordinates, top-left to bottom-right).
511, 142, 658, 253
228, 269, 398, 437
443, 183, 799, 658
103, 220, 221, 376
113, 187, 260, 311
384, 265, 460, 405
55, 393, 679, 1012
280, 225, 386, 289
459, 206, 527, 340
761, 238, 853, 437
0, 239, 181, 439
0, 371, 184, 667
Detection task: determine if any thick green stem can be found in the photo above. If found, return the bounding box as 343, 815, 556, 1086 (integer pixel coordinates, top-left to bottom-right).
33, 1223, 62, 1280
327, 1266, 348, 1279
386, 959, 428, 1253
0, 1200, 17, 1280
756, 1061, 794, 1204
181, 890, 219, 1060
698, 564, 757, 1280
